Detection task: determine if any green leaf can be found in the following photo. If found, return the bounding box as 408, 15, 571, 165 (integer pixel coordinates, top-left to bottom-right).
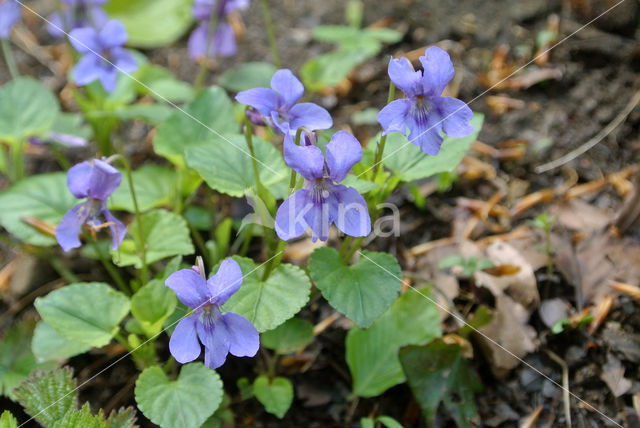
223, 259, 311, 332
185, 134, 289, 199
135, 363, 223, 428
109, 165, 177, 212
113, 209, 194, 268
382, 113, 484, 182
261, 318, 314, 354
32, 321, 92, 363
399, 341, 482, 427
0, 77, 59, 145
346, 288, 441, 397
341, 174, 379, 194
34, 282, 131, 347
153, 86, 237, 165
0, 319, 55, 399
54, 403, 104, 428
105, 407, 137, 428
50, 113, 93, 142
301, 49, 371, 92
252, 375, 293, 419
0, 411, 17, 428
131, 279, 177, 338
0, 172, 77, 246
219, 62, 277, 92
376, 416, 404, 428
309, 248, 402, 328
104, 0, 193, 48
459, 305, 493, 339
13, 367, 78, 427
135, 64, 194, 103
111, 104, 174, 125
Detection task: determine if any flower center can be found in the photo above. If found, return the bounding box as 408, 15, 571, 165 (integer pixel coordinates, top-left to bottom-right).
309, 178, 331, 204
200, 304, 221, 325
411, 96, 434, 127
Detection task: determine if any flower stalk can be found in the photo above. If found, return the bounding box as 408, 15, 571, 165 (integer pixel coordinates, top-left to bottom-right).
259, 0, 281, 68
1, 39, 19, 79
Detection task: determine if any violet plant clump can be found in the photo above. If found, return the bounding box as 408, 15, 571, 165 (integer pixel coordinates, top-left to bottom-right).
69, 19, 138, 92
377, 46, 474, 155
165, 258, 259, 369
56, 158, 126, 251
236, 68, 332, 135
0, 1, 491, 425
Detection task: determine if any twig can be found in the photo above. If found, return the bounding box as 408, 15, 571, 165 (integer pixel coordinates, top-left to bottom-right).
536, 89, 640, 173
546, 350, 572, 428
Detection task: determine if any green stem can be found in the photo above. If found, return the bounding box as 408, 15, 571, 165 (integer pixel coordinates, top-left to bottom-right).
118, 156, 148, 287
87, 235, 130, 295
342, 237, 364, 264
262, 239, 285, 281
238, 222, 254, 257
9, 140, 25, 181
371, 82, 396, 179
190, 224, 212, 267
194, 8, 220, 91
338, 236, 353, 259
163, 356, 176, 374
114, 332, 131, 350
259, 0, 281, 68
50, 145, 71, 170
244, 117, 264, 194
1, 39, 19, 79
48, 257, 80, 284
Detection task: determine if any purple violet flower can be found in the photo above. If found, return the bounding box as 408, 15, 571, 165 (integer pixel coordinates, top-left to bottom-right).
69, 20, 138, 93
165, 259, 259, 369
0, 0, 21, 40
188, 21, 237, 59
188, 0, 249, 60
56, 159, 126, 252
47, 0, 108, 38
275, 130, 371, 242
376, 46, 474, 155
236, 69, 332, 136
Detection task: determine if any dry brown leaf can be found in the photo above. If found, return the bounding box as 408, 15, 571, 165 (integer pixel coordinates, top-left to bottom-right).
587, 294, 614, 336
551, 198, 611, 234
475, 241, 539, 309
477, 294, 537, 374
600, 355, 632, 397
609, 280, 640, 301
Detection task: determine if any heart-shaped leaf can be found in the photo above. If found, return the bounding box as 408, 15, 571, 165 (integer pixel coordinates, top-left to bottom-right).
31, 321, 91, 363
104, 0, 193, 48
34, 282, 130, 347
131, 279, 177, 338
185, 134, 289, 199
0, 77, 59, 145
252, 375, 293, 419
219, 62, 277, 92
400, 340, 482, 427
309, 248, 402, 328
113, 209, 194, 268
346, 288, 441, 397
135, 363, 223, 428
153, 86, 237, 165
0, 172, 77, 246
222, 258, 311, 332
261, 317, 314, 354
